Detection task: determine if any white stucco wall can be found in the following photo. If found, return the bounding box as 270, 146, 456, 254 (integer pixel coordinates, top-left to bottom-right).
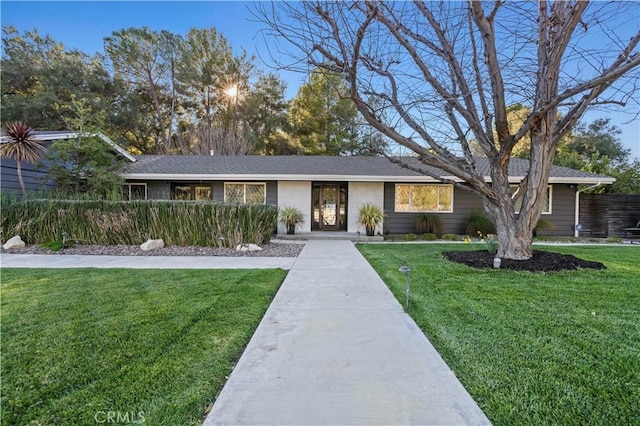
277, 181, 312, 234
347, 182, 385, 234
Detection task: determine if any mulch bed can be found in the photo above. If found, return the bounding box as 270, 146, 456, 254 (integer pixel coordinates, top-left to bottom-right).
442, 250, 606, 272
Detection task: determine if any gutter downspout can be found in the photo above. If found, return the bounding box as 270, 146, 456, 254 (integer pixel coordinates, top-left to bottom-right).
574, 182, 603, 237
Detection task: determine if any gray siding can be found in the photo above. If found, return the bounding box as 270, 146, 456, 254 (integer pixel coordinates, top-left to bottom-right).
540, 184, 575, 236
383, 183, 483, 234
132, 180, 277, 205
1, 159, 56, 193
383, 182, 576, 236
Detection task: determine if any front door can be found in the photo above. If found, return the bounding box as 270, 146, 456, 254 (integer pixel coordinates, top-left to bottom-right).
319, 186, 339, 230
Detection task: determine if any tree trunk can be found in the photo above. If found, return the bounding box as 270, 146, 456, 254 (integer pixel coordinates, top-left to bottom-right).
16, 160, 26, 195
484, 166, 537, 260
491, 207, 533, 260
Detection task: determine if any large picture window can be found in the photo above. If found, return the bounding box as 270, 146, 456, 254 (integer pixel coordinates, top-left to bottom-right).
510, 185, 552, 214
395, 184, 453, 213
172, 184, 212, 201
123, 183, 147, 201
224, 183, 266, 204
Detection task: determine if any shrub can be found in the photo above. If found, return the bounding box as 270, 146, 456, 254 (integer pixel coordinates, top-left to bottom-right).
403, 233, 418, 241
358, 203, 384, 236
421, 233, 438, 241
1, 199, 277, 248
279, 206, 304, 234
478, 232, 499, 255
607, 236, 622, 243
442, 233, 459, 241
465, 211, 496, 236
414, 213, 443, 237
534, 219, 557, 236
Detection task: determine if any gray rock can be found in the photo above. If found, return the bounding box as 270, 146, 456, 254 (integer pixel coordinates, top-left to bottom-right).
140, 239, 164, 251
3, 235, 25, 250
236, 243, 263, 252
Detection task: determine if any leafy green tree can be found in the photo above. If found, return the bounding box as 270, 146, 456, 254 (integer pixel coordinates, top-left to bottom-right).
555, 118, 630, 174
0, 121, 46, 194
45, 96, 123, 197
243, 73, 299, 154
554, 118, 638, 194
105, 27, 176, 153
289, 69, 358, 155
608, 159, 640, 194
176, 27, 233, 128
1, 26, 115, 130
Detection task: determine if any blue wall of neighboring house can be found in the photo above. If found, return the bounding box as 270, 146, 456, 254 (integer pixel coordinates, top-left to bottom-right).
0, 157, 56, 193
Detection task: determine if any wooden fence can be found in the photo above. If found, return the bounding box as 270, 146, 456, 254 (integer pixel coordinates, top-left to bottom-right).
579, 194, 640, 237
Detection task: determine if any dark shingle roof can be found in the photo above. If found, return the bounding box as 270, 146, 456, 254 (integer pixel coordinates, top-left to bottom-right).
122, 155, 614, 183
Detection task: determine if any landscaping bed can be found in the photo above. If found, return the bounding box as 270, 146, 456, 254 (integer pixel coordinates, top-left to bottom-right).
443, 249, 605, 272
1, 241, 304, 257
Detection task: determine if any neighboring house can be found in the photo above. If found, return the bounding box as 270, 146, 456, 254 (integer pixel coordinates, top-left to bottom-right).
121, 155, 615, 236
0, 131, 136, 193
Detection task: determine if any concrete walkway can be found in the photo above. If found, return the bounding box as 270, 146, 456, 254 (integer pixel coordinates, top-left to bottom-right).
204, 240, 490, 425
0, 254, 296, 270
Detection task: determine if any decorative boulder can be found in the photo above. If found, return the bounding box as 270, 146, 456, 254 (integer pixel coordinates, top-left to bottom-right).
140, 239, 164, 251
236, 243, 263, 252
3, 235, 26, 250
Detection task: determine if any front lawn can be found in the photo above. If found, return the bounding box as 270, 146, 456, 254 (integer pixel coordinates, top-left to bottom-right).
1, 268, 286, 425
358, 243, 639, 425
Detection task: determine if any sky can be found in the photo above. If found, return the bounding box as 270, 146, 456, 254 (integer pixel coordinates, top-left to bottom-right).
1, 1, 638, 159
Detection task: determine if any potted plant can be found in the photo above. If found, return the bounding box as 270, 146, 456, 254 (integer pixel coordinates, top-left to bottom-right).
279, 206, 304, 235
358, 203, 384, 236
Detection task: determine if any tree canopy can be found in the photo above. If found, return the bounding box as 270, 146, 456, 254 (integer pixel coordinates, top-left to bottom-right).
2, 24, 366, 157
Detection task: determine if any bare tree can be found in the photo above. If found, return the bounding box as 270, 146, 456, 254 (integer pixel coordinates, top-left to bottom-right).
258, 1, 640, 259
193, 122, 252, 155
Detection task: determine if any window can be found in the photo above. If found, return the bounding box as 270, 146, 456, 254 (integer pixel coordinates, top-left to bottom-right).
510, 185, 552, 214
171, 184, 212, 201
224, 183, 266, 204
395, 184, 453, 212
123, 183, 147, 200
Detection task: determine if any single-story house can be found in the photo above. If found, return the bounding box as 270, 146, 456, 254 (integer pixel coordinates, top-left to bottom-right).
121, 155, 615, 237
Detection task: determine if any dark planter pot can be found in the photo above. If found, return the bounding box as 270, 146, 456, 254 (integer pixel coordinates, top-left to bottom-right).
287, 224, 296, 235
365, 225, 375, 236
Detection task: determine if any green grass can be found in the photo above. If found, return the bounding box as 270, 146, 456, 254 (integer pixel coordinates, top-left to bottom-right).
358, 243, 640, 426
1, 268, 287, 425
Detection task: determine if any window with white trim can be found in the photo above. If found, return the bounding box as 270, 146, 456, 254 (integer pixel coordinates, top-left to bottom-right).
224, 183, 266, 204
394, 184, 453, 213
172, 184, 212, 201
123, 183, 147, 201
510, 185, 552, 214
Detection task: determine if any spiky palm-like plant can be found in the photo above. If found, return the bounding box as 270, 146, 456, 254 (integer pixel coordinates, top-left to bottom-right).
1, 122, 46, 194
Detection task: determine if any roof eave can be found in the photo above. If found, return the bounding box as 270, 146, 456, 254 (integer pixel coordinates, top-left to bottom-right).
121, 173, 615, 185
1, 132, 136, 162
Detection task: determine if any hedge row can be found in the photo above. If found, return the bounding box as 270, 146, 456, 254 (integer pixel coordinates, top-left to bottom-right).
1, 199, 278, 248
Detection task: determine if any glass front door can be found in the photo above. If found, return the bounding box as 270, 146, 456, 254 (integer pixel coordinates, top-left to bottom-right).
320, 186, 339, 230
312, 183, 347, 231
